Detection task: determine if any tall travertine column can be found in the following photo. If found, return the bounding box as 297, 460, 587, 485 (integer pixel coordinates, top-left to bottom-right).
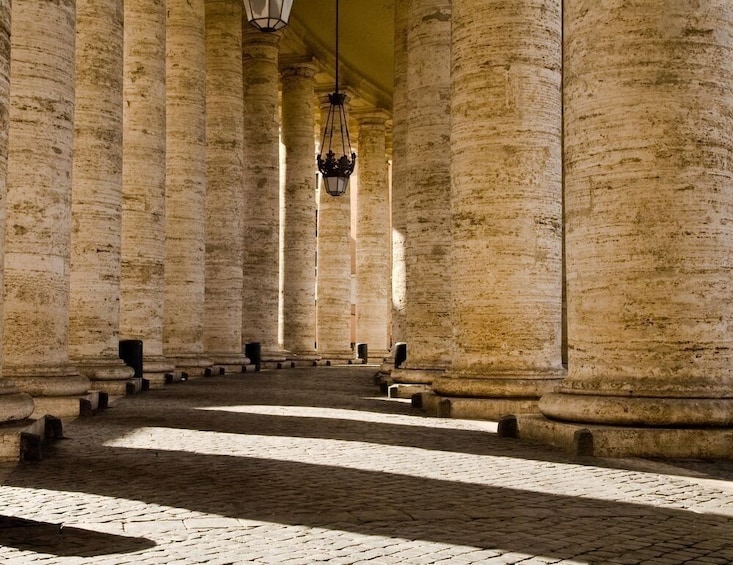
0, 0, 35, 425
390, 0, 409, 357
519, 1, 733, 458
122, 0, 175, 387
393, 0, 452, 384
316, 95, 354, 364
70, 0, 135, 395
164, 0, 211, 376
4, 0, 90, 417
242, 27, 285, 363
431, 0, 565, 419
280, 61, 319, 362
204, 0, 247, 370
354, 110, 392, 362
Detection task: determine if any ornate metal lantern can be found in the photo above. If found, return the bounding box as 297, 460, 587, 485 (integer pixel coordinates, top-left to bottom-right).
243, 0, 293, 33
316, 0, 356, 197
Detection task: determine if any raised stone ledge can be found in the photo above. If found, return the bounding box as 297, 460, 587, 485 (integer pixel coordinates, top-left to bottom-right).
507, 414, 733, 459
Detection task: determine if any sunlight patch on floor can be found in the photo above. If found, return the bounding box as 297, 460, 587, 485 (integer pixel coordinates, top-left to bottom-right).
195, 404, 499, 433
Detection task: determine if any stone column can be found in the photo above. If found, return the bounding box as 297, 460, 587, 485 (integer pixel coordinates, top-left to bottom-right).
0, 0, 35, 425
354, 110, 392, 362
122, 0, 175, 388
163, 0, 211, 377
204, 0, 247, 371
3, 0, 90, 417
430, 0, 565, 419
517, 1, 733, 458
70, 0, 135, 395
242, 27, 286, 364
393, 0, 452, 385
280, 61, 319, 362
316, 95, 354, 364
390, 0, 409, 358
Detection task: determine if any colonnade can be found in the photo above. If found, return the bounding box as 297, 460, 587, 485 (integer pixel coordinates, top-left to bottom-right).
391, 0, 733, 457
0, 1, 393, 430
0, 0, 731, 460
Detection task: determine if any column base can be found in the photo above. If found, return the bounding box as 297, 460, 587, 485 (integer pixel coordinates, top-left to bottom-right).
143, 358, 176, 389
505, 414, 733, 459
0, 392, 35, 423
418, 391, 540, 420
392, 367, 445, 385
208, 353, 250, 374
166, 355, 214, 378
0, 417, 58, 462
74, 358, 136, 396
318, 349, 357, 366
285, 352, 322, 367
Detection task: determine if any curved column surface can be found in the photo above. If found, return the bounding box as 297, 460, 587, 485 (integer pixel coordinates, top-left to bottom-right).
434, 0, 565, 406
390, 0, 409, 353
70, 0, 135, 395
398, 0, 452, 379
242, 27, 285, 362
280, 61, 319, 360
541, 1, 733, 427
354, 110, 392, 362
204, 0, 246, 369
122, 0, 174, 387
316, 96, 354, 362
4, 0, 89, 417
163, 0, 210, 375
0, 0, 34, 423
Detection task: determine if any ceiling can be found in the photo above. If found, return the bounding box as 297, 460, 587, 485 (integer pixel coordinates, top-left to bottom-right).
286, 0, 395, 110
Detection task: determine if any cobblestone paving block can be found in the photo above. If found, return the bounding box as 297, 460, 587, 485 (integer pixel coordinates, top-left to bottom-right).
2, 367, 733, 564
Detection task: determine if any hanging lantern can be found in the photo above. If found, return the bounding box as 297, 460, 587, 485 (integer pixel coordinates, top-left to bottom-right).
316, 0, 356, 197
243, 0, 294, 33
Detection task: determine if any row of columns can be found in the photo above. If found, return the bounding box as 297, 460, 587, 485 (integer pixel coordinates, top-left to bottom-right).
0, 0, 393, 427
393, 0, 733, 456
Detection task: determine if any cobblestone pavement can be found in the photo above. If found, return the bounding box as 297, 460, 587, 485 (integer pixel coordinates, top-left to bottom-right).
2, 366, 733, 564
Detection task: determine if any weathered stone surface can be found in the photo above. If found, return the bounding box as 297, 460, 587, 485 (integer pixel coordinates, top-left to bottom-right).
280, 61, 319, 359
354, 110, 392, 361
0, 0, 34, 423
121, 0, 174, 379
316, 96, 354, 362
401, 0, 452, 373
4, 0, 89, 415
163, 0, 210, 375
70, 0, 135, 391
204, 0, 246, 368
241, 27, 285, 361
390, 0, 408, 352
434, 0, 565, 407
539, 1, 733, 431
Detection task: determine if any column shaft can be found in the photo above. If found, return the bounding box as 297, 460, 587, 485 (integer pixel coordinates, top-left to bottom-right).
70, 0, 135, 394
122, 0, 174, 387
394, 0, 452, 383
204, 0, 246, 370
0, 0, 34, 424
164, 0, 210, 376
280, 62, 319, 360
242, 27, 285, 363
431, 0, 565, 418
4, 0, 90, 417
355, 111, 392, 361
390, 0, 409, 353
